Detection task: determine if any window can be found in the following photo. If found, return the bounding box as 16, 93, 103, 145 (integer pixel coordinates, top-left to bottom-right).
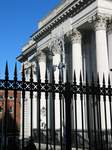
0, 106, 3, 112
8, 106, 13, 113
0, 95, 3, 100
8, 96, 14, 100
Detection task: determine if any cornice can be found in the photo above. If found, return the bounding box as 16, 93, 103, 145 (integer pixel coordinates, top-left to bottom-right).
32, 0, 95, 41
17, 43, 37, 62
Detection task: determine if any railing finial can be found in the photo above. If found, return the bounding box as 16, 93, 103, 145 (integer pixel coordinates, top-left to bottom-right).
38, 65, 41, 82
103, 73, 105, 86
108, 74, 111, 86
30, 65, 33, 82
45, 68, 48, 83
22, 64, 25, 81
5, 61, 9, 80
14, 63, 17, 81
80, 71, 82, 85
74, 70, 76, 85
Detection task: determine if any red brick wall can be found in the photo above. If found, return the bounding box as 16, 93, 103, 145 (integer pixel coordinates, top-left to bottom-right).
0, 90, 21, 130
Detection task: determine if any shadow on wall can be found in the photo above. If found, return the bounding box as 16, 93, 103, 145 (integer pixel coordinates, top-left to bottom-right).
0, 111, 20, 150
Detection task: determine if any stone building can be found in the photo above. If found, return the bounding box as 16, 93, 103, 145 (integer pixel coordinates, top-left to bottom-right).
17, 0, 112, 140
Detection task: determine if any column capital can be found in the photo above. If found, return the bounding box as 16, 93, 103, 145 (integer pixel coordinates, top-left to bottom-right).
95, 15, 107, 31
37, 52, 46, 63
67, 29, 81, 43
107, 22, 112, 32
88, 14, 109, 31
49, 36, 64, 55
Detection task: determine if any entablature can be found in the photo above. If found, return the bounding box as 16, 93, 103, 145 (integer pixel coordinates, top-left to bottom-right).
32, 0, 95, 41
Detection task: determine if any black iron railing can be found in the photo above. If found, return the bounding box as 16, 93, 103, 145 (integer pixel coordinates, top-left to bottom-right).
0, 63, 112, 150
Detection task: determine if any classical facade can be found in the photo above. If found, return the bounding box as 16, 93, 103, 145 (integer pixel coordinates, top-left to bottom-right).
17, 0, 112, 139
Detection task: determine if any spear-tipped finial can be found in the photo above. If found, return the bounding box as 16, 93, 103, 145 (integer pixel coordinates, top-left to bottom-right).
22, 64, 25, 81
66, 69, 69, 83
91, 72, 94, 83
37, 65, 41, 82
5, 61, 9, 80
14, 63, 17, 81
80, 71, 82, 85
103, 73, 105, 86
108, 74, 111, 86
30, 65, 33, 82
97, 73, 100, 85
74, 70, 76, 84
86, 71, 88, 85
52, 67, 55, 83
45, 68, 48, 83
59, 69, 62, 83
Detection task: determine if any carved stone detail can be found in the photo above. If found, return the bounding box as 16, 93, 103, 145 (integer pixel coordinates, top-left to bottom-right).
49, 36, 64, 55
67, 29, 81, 43
95, 15, 107, 31
107, 20, 112, 32
37, 52, 46, 62
88, 14, 109, 31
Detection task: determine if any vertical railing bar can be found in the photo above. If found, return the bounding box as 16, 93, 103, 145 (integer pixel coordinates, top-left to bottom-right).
64, 70, 72, 150
37, 66, 41, 150
37, 91, 41, 150
62, 97, 65, 147
22, 64, 25, 150
97, 75, 103, 150
52, 70, 56, 150
91, 74, 97, 150
108, 75, 112, 148
13, 63, 17, 147
96, 91, 101, 149
59, 93, 62, 150
80, 72, 85, 150
86, 73, 91, 150
59, 69, 62, 150
46, 92, 48, 150
52, 92, 55, 150
103, 75, 108, 150
52, 92, 56, 150
4, 62, 9, 150
73, 70, 78, 150
30, 66, 33, 142
45, 68, 48, 150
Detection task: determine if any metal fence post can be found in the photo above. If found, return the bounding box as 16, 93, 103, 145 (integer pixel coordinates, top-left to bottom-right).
64, 75, 72, 150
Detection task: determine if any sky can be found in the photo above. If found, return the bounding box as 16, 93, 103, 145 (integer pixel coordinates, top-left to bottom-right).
0, 0, 60, 79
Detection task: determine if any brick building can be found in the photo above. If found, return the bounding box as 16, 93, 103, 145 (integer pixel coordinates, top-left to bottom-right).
0, 90, 21, 147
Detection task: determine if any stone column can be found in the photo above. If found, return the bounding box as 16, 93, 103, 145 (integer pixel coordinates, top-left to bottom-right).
20, 62, 31, 139
32, 62, 37, 130
94, 15, 110, 130
71, 29, 83, 83
37, 52, 46, 130
107, 24, 112, 79
53, 53, 61, 130
50, 36, 64, 130
70, 29, 83, 130
94, 15, 109, 84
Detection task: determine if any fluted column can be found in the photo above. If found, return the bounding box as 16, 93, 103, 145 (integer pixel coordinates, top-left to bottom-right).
53, 53, 61, 130
94, 15, 110, 130
95, 15, 109, 84
70, 29, 83, 130
107, 23, 112, 76
32, 62, 37, 130
71, 29, 83, 83
37, 52, 46, 129
20, 62, 31, 139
